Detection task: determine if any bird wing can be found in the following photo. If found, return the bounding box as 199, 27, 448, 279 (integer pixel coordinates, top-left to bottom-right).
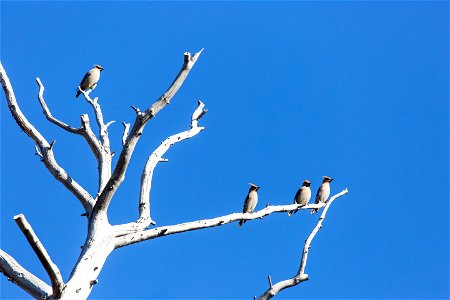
242, 194, 250, 213
294, 187, 302, 204
79, 70, 93, 89
314, 186, 323, 204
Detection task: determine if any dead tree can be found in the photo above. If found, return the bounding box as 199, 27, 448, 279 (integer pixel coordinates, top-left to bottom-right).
0, 50, 348, 299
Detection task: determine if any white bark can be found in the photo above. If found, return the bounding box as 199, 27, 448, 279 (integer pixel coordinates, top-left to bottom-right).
14, 214, 65, 298
114, 101, 207, 236
1, 50, 350, 300
92, 49, 204, 215
114, 196, 344, 248
0, 62, 95, 213
257, 189, 349, 300
78, 90, 114, 192
0, 249, 52, 299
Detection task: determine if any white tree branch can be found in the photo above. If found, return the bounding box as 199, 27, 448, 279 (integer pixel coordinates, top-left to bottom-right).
122, 122, 130, 146
79, 91, 112, 150
257, 188, 349, 300
0, 249, 52, 299
14, 214, 65, 298
0, 62, 95, 212
79, 91, 114, 191
93, 49, 203, 215
114, 192, 346, 249
113, 101, 207, 236
36, 78, 102, 160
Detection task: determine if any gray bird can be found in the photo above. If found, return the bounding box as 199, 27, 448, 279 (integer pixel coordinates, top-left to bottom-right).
76, 65, 104, 98
288, 179, 311, 216
311, 176, 333, 215
239, 183, 260, 226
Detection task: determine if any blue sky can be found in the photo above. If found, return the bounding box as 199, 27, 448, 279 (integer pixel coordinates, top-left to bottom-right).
1, 1, 448, 299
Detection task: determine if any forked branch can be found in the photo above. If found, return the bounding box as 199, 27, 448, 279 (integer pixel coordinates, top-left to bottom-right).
257, 188, 349, 300
36, 78, 102, 159
93, 49, 203, 214
113, 101, 207, 236
0, 62, 94, 212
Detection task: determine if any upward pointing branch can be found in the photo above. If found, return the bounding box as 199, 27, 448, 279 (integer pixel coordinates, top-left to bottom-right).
257, 188, 349, 300
93, 49, 203, 215
14, 214, 65, 298
0, 62, 95, 212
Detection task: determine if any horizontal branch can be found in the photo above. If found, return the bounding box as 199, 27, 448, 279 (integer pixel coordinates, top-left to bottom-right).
114, 191, 346, 249
93, 49, 203, 215
14, 214, 65, 298
257, 188, 349, 300
0, 249, 52, 299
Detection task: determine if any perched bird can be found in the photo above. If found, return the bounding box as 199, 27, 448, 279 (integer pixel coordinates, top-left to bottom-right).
311, 176, 333, 215
288, 179, 311, 216
238, 183, 260, 226
76, 65, 104, 98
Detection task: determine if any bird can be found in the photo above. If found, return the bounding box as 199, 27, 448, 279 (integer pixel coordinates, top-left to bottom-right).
76, 65, 104, 98
311, 176, 333, 215
288, 179, 311, 216
238, 183, 260, 226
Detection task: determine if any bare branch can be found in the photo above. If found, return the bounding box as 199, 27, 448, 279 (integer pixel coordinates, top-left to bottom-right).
34, 145, 43, 160
14, 214, 65, 298
113, 101, 207, 236
79, 90, 113, 191
0, 62, 95, 212
105, 120, 115, 128
36, 78, 102, 160
114, 193, 344, 249
122, 122, 130, 146
257, 189, 349, 300
93, 49, 203, 215
36, 78, 79, 133
79, 91, 112, 150
0, 249, 52, 299
267, 275, 273, 288
131, 105, 141, 115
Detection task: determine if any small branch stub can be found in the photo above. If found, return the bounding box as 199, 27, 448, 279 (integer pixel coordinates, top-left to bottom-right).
122, 122, 130, 146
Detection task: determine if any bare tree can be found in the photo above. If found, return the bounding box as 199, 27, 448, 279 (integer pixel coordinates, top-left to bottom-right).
0, 50, 348, 299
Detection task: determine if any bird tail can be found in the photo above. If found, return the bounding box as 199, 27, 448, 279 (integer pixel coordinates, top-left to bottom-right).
311, 208, 317, 215
238, 220, 245, 226
76, 90, 81, 98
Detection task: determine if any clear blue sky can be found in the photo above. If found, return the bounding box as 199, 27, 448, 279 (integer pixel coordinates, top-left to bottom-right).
1, 1, 448, 299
